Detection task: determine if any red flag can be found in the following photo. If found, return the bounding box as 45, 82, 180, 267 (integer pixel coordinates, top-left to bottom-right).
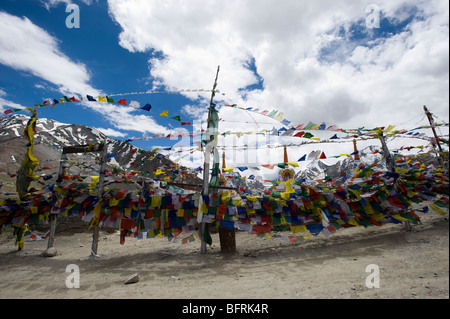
181, 122, 191, 125
69, 96, 80, 102
4, 109, 13, 114
319, 151, 327, 159
118, 99, 127, 105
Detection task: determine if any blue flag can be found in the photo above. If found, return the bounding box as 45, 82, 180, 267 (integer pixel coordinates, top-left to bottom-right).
141, 104, 152, 111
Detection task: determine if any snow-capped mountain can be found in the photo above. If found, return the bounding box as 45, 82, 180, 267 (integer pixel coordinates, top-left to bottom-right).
0, 114, 200, 184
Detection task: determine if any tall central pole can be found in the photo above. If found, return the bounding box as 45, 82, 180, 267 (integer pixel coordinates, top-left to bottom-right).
423, 105, 445, 165
200, 65, 220, 254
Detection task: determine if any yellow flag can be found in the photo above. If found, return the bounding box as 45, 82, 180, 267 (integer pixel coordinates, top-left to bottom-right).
200, 203, 208, 214
290, 225, 308, 234
274, 112, 284, 121
348, 188, 362, 200
98, 96, 107, 102
286, 162, 299, 167
160, 110, 169, 117
89, 202, 103, 229
391, 214, 409, 222
285, 178, 295, 194
223, 168, 234, 172
429, 204, 447, 216
281, 192, 290, 200
221, 191, 230, 204
151, 196, 161, 207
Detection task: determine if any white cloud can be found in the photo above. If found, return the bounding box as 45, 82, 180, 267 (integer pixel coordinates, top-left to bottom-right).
80, 101, 170, 135
0, 11, 166, 135
107, 0, 449, 130
0, 89, 28, 113
40, 0, 94, 10
94, 127, 127, 138
0, 11, 100, 96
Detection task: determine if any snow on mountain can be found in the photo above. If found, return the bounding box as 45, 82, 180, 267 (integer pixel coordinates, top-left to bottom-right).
0, 114, 200, 185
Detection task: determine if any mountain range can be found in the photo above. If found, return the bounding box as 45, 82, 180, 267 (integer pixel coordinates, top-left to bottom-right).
0, 113, 446, 197
0, 114, 201, 197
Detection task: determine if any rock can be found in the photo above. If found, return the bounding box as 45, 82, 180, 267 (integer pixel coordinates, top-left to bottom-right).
125, 273, 139, 285
243, 251, 258, 258
42, 247, 58, 257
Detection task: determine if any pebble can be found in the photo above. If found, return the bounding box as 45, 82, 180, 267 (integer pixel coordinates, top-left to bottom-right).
124, 273, 139, 285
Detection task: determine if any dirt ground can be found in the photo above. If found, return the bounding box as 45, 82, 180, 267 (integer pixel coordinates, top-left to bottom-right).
0, 211, 448, 300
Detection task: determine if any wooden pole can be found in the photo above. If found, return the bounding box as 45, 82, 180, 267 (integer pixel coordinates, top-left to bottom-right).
353, 139, 360, 161
379, 131, 411, 231
91, 142, 107, 257
200, 65, 220, 254
379, 133, 395, 173
423, 105, 445, 164
46, 152, 67, 249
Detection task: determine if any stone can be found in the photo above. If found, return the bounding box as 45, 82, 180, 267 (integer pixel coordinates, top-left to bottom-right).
125, 273, 139, 285
42, 247, 58, 257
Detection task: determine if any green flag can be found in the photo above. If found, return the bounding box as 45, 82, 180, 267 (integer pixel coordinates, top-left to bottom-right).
303, 121, 317, 130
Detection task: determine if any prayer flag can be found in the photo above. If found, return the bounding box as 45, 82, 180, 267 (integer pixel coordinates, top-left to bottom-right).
117, 99, 127, 105
171, 115, 181, 121
303, 121, 317, 130
141, 104, 152, 111
160, 110, 169, 117
86, 95, 96, 101
129, 101, 140, 108
281, 119, 291, 126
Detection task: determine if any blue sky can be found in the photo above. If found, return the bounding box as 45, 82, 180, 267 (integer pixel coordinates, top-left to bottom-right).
0, 0, 448, 168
